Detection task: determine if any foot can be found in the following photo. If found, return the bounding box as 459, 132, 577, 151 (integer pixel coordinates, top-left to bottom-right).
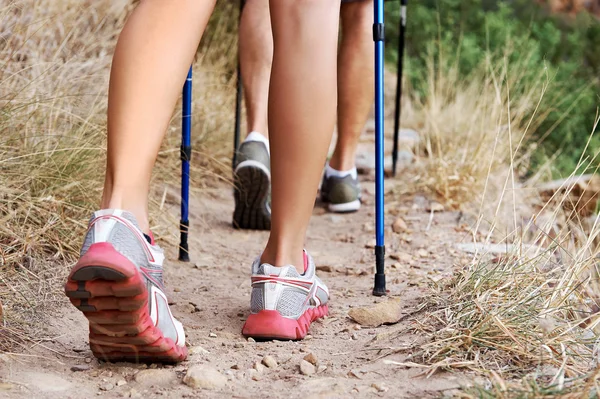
320, 165, 361, 213
242, 251, 329, 340
64, 209, 187, 363
233, 132, 271, 230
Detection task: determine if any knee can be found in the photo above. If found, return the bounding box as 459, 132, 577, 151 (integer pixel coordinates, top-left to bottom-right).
342, 0, 373, 27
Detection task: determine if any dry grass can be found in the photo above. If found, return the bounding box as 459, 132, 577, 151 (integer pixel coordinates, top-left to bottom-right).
387, 30, 600, 398
0, 0, 238, 350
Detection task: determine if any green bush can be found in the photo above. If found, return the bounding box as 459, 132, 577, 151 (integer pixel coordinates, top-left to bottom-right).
385, 0, 600, 176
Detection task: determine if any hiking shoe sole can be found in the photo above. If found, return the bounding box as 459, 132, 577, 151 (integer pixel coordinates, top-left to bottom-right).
65, 243, 187, 363
233, 160, 271, 230
242, 305, 329, 340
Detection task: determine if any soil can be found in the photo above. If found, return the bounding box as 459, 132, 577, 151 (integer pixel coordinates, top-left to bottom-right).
0, 158, 475, 398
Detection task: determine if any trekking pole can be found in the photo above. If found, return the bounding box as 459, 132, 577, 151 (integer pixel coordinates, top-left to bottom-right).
233, 0, 246, 168
373, 0, 387, 296
179, 67, 192, 262
392, 0, 407, 177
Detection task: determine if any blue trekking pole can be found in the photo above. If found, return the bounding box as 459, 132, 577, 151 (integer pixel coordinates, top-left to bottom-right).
373, 0, 387, 296
179, 67, 192, 262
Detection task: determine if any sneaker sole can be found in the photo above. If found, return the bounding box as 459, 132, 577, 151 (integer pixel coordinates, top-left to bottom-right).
233, 160, 271, 230
328, 199, 361, 213
241, 304, 329, 340
64, 242, 187, 363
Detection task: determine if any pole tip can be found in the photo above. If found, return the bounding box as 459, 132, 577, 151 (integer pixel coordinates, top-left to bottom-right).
373, 274, 387, 296
178, 247, 190, 262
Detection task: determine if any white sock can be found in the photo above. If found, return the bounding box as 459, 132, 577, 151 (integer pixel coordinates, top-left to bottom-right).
325, 163, 357, 180
245, 131, 269, 144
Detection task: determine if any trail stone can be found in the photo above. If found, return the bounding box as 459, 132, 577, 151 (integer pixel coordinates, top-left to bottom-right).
71, 365, 90, 372
85, 357, 92, 363
348, 298, 403, 327
0, 383, 14, 391
234, 343, 244, 349
391, 252, 412, 263
303, 353, 318, 366
262, 356, 278, 369
208, 332, 217, 338
417, 249, 429, 258
253, 362, 265, 374
189, 345, 210, 355
392, 217, 408, 233
372, 383, 388, 392
247, 337, 256, 343
183, 365, 227, 390
116, 380, 127, 387
316, 265, 334, 273
99, 383, 114, 391
134, 369, 177, 386
426, 201, 444, 212
300, 360, 316, 376
317, 365, 327, 373
365, 239, 376, 249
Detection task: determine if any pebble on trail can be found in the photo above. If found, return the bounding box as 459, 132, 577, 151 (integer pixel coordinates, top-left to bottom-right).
347, 298, 403, 327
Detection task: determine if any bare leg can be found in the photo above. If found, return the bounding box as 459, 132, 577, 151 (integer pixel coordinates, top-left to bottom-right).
101, 0, 216, 233
239, 0, 272, 138
261, 0, 341, 270
329, 0, 373, 172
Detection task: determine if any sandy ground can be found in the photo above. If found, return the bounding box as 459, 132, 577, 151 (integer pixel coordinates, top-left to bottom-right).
0, 163, 476, 398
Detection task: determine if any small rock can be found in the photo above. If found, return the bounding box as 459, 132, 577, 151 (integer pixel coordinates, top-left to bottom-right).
127, 388, 140, 398
234, 343, 244, 349
189, 345, 210, 355
183, 366, 227, 390
365, 239, 376, 249
418, 249, 429, 258
0, 383, 14, 391
299, 360, 316, 376
71, 365, 90, 372
391, 252, 412, 263
303, 353, 318, 366
305, 335, 313, 340
348, 298, 403, 327
426, 201, 444, 212
351, 333, 358, 340
116, 380, 127, 387
134, 369, 177, 386
371, 383, 388, 392
231, 364, 240, 370
391, 217, 408, 233
208, 332, 217, 338
253, 362, 265, 374
262, 356, 278, 369
247, 337, 256, 343
316, 265, 334, 273
99, 383, 114, 391
85, 357, 92, 364
317, 365, 327, 373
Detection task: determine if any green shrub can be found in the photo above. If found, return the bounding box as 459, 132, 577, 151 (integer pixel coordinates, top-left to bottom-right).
385, 0, 600, 176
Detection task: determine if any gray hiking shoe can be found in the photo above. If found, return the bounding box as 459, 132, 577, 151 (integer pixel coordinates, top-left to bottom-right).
64, 209, 187, 363
320, 173, 361, 213
242, 251, 329, 340
233, 139, 271, 230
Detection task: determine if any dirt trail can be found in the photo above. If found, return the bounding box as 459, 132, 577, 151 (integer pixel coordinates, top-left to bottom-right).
1, 167, 474, 398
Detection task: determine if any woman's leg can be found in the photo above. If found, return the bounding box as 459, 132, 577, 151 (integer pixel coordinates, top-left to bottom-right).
66, 0, 216, 364
102, 0, 216, 233
262, 0, 341, 270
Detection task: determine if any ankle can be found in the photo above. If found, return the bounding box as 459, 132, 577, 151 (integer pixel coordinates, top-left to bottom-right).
328, 153, 356, 172
261, 243, 305, 274
101, 192, 150, 233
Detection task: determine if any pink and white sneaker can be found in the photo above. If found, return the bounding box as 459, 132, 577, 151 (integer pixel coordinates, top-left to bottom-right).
242, 251, 329, 340
64, 209, 187, 363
